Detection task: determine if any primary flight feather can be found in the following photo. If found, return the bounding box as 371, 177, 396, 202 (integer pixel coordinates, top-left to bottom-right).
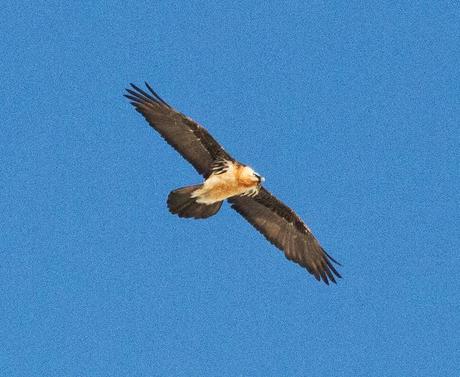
124, 83, 341, 284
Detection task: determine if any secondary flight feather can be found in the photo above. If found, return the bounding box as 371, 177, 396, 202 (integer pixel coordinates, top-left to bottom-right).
125, 83, 341, 284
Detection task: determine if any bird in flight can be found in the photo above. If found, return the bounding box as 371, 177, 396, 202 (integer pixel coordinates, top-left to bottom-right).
124, 83, 341, 284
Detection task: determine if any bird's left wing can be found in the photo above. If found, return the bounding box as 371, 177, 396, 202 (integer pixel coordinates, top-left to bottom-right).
229, 188, 341, 284
125, 83, 232, 177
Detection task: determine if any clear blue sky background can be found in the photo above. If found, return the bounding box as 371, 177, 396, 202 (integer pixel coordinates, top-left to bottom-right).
1, 2, 458, 376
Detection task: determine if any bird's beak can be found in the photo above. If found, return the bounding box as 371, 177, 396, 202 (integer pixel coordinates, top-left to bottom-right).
260, 176, 265, 183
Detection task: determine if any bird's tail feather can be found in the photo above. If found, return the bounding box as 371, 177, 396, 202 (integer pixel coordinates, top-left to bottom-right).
167, 185, 222, 219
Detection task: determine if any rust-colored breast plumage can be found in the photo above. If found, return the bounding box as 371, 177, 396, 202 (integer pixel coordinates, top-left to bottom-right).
234, 164, 260, 187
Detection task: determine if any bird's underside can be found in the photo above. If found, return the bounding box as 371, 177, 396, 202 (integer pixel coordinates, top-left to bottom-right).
125, 82, 342, 284
167, 159, 262, 220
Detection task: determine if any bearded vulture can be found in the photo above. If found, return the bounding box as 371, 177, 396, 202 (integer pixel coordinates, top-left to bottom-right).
124, 83, 341, 284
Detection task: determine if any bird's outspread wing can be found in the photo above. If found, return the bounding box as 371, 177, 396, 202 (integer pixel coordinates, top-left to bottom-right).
125, 83, 233, 177
229, 187, 341, 284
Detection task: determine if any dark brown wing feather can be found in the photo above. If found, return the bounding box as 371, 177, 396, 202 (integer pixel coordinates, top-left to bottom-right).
229, 187, 341, 284
125, 83, 233, 177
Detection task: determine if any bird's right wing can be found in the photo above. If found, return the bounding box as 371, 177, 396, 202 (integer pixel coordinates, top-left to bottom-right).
125, 83, 233, 177
229, 187, 341, 284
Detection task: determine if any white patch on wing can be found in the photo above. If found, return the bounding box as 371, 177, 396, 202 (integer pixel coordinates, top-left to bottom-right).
242, 187, 260, 197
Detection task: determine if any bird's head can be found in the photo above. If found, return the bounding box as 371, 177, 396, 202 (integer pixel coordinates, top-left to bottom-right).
240, 165, 265, 185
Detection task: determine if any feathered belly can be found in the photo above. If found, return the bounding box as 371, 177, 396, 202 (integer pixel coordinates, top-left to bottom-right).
192, 170, 258, 204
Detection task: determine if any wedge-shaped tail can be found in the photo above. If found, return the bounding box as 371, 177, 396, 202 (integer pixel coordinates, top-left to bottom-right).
167, 185, 222, 219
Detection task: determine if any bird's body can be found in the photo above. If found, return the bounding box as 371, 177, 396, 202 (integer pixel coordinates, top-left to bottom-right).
194, 162, 261, 204
125, 82, 342, 284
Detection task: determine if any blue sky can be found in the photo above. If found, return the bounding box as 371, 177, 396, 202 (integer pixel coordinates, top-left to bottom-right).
1, 1, 458, 376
